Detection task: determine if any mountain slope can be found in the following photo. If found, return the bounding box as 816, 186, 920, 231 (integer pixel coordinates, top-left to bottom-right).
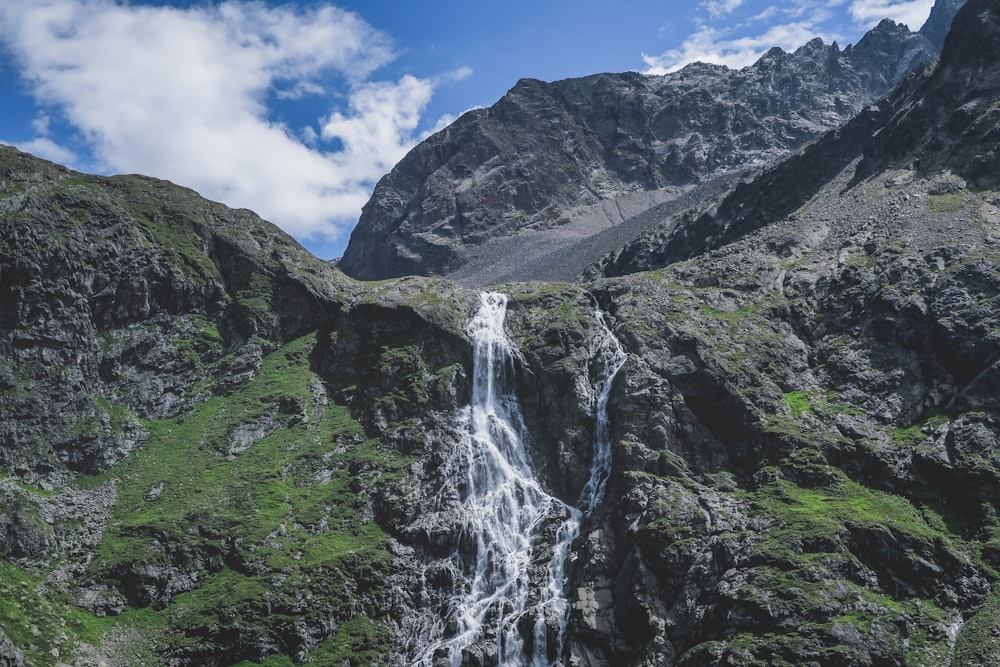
0, 147, 438, 664
336, 8, 958, 284
0, 147, 351, 485
589, 0, 1000, 279
6, 0, 1000, 665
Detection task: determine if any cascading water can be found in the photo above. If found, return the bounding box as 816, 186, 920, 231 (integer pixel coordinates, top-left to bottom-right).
577, 304, 628, 514
417, 292, 626, 667
537, 303, 627, 663
417, 290, 558, 666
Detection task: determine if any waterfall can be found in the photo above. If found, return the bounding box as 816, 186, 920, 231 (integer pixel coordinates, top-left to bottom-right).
577, 305, 628, 513
436, 291, 558, 666
416, 292, 626, 667
539, 303, 627, 662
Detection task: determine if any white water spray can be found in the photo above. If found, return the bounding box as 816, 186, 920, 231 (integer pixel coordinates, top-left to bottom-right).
417, 292, 626, 666
578, 305, 628, 513
537, 303, 627, 662
444, 291, 558, 665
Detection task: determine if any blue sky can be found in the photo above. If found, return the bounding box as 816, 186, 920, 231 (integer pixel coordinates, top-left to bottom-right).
0, 0, 935, 260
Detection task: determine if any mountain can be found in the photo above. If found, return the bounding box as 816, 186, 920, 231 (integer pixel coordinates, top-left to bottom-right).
588, 0, 998, 279
336, 7, 958, 285
919, 0, 969, 49
5, 0, 1000, 665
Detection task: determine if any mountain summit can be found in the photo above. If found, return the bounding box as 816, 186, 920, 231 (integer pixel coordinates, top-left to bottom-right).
337, 2, 963, 285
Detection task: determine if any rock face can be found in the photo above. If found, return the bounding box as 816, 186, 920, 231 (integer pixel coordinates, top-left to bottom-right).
0, 147, 386, 665
7, 0, 1000, 666
336, 8, 957, 283
587, 0, 998, 280
919, 0, 969, 49
0, 148, 348, 487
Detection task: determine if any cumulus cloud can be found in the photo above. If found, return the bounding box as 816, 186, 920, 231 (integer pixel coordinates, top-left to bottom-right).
848, 0, 934, 29
0, 0, 447, 244
643, 21, 832, 73
322, 75, 435, 198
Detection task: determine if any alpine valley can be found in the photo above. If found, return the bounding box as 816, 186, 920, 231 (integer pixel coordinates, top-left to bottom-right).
5, 0, 1000, 666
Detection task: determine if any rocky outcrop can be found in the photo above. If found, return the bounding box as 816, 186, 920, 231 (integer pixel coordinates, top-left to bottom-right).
854, 0, 1000, 186
564, 176, 1000, 663
589, 0, 998, 280
0, 146, 370, 665
336, 6, 960, 283
0, 145, 351, 486
0, 630, 26, 667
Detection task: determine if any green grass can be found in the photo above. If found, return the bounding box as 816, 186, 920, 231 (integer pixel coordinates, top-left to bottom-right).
758, 478, 939, 542
784, 391, 811, 417
231, 616, 387, 666
56, 176, 102, 193
0, 560, 126, 665
115, 179, 220, 280
200, 321, 223, 343
68, 331, 414, 663
892, 413, 949, 445
843, 253, 876, 268
927, 191, 975, 215
95, 334, 373, 560
91, 395, 134, 433
0, 473, 55, 498
699, 302, 760, 322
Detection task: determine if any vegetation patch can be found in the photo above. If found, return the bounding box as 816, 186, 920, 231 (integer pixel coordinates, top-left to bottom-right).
892, 413, 949, 445
784, 391, 811, 417
756, 478, 939, 542
73, 331, 412, 663
0, 560, 121, 665
927, 190, 976, 215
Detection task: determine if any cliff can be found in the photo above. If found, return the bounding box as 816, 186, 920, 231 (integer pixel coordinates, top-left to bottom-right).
336, 11, 952, 284
4, 0, 1000, 665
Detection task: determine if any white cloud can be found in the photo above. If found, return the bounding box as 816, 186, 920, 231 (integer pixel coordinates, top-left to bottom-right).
0, 0, 450, 245
750, 7, 781, 23
322, 75, 435, 187
702, 0, 744, 19
11, 136, 78, 166
643, 21, 832, 74
849, 0, 934, 29
31, 113, 51, 136
447, 66, 475, 84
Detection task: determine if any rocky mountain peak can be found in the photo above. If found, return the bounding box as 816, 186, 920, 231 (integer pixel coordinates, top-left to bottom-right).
847, 0, 1000, 187
337, 0, 964, 285
921, 0, 971, 48
590, 0, 996, 280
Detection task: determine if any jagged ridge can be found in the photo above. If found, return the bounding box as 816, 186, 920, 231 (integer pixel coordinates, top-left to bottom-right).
589, 0, 999, 279
337, 13, 948, 284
